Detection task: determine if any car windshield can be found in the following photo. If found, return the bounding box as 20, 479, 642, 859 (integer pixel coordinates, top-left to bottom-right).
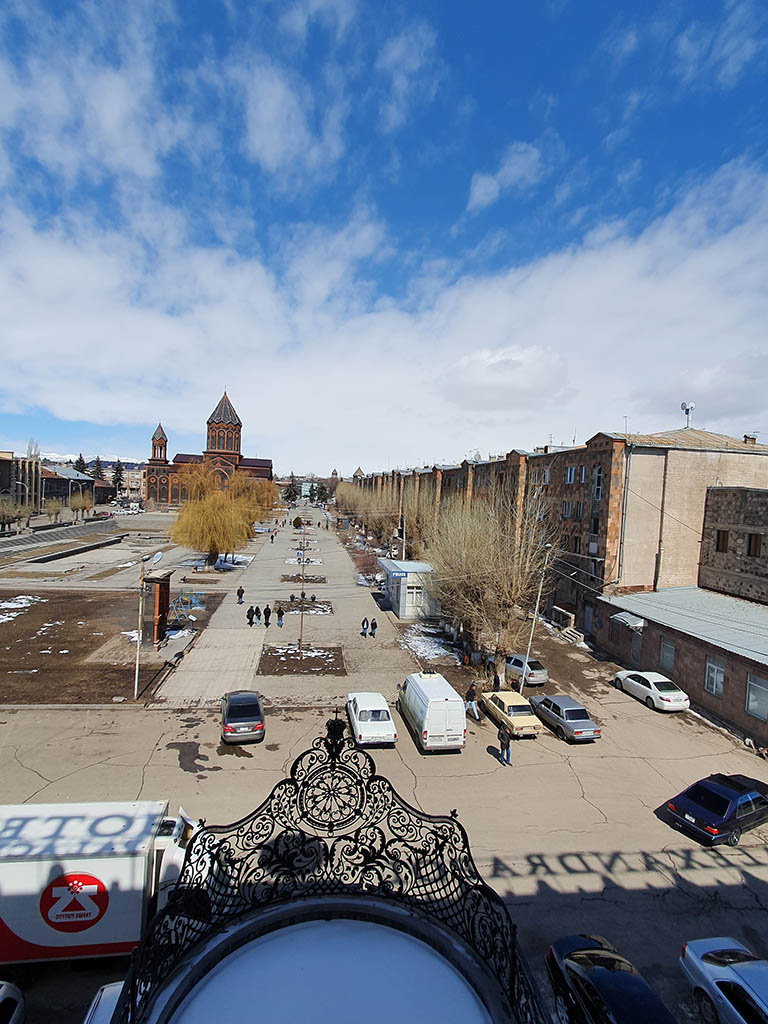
702, 949, 762, 966
654, 681, 681, 692
685, 783, 731, 817
527, 661, 544, 671
227, 703, 261, 721
508, 706, 534, 716
359, 710, 391, 722
565, 709, 590, 721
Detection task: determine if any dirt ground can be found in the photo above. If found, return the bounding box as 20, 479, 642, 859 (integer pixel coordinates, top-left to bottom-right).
258, 644, 347, 675
281, 574, 327, 583
0, 590, 223, 703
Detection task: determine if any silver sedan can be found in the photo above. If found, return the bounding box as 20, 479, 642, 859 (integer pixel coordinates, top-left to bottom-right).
529, 694, 602, 742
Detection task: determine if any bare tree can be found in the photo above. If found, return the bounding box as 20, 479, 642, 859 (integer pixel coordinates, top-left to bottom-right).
402, 475, 435, 559
423, 482, 560, 672
171, 490, 254, 566
44, 498, 62, 523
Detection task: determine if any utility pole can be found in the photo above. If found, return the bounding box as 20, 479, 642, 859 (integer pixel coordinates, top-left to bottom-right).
520, 543, 552, 694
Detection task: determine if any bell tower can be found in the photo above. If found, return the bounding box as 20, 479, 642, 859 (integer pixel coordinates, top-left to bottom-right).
150, 423, 168, 463
205, 392, 242, 456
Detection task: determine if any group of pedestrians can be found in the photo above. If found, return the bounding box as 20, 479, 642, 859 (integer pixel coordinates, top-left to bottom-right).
464, 680, 513, 766
360, 617, 378, 638
244, 602, 284, 628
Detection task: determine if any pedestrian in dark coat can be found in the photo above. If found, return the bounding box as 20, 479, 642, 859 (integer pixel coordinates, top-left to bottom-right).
465, 682, 479, 721
498, 725, 512, 765
270, 534, 274, 544
493, 671, 501, 692
277, 609, 284, 628
246, 606, 255, 627
254, 605, 261, 625
264, 605, 272, 628
370, 618, 378, 638
237, 586, 245, 605
361, 617, 369, 638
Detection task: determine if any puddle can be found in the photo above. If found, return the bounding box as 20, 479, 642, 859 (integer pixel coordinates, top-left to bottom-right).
265, 743, 280, 751
166, 741, 222, 773
217, 743, 253, 758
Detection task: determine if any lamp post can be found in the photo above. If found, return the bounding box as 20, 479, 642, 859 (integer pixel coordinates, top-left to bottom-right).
519, 543, 553, 694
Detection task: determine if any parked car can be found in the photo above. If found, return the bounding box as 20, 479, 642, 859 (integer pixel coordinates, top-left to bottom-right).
479, 689, 542, 739
82, 982, 123, 1024
220, 691, 265, 744
505, 653, 548, 686
665, 774, 768, 847
680, 936, 768, 1024
0, 980, 24, 1024
529, 694, 602, 742
545, 934, 677, 1024
396, 672, 466, 752
614, 670, 690, 711
346, 692, 397, 746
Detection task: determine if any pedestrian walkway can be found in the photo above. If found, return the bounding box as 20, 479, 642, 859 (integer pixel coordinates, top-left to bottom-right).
151, 511, 419, 709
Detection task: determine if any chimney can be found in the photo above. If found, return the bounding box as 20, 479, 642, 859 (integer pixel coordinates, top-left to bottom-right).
744, 434, 757, 445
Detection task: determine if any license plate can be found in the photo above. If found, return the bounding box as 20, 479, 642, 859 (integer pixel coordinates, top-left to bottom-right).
237, 726, 249, 732
684, 813, 695, 823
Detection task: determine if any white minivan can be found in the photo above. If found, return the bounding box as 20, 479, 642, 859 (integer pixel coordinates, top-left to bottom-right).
396, 672, 466, 752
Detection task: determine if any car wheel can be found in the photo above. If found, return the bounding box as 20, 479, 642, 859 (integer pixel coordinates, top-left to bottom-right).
645, 696, 655, 710
556, 726, 566, 742
727, 827, 742, 847
615, 678, 623, 691
554, 995, 570, 1024
695, 989, 719, 1024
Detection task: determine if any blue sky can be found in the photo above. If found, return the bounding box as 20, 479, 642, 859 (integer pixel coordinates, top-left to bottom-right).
0, 0, 767, 474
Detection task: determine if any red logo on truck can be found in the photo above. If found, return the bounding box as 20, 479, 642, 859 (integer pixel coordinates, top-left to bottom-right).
39, 874, 109, 933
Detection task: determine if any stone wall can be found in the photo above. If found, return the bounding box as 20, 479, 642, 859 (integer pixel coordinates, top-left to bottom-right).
699, 487, 768, 603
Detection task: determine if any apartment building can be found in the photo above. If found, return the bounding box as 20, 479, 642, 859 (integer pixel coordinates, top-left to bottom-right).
698, 486, 768, 604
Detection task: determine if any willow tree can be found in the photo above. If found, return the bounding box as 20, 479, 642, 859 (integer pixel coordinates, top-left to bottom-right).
423, 482, 559, 669
176, 462, 217, 501
171, 490, 254, 565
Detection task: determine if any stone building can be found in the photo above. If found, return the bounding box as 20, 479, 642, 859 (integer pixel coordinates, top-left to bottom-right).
145, 393, 273, 507
698, 487, 768, 603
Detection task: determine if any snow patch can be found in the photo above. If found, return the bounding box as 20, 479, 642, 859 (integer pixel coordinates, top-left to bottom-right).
399, 624, 461, 664
121, 630, 139, 643
0, 594, 47, 624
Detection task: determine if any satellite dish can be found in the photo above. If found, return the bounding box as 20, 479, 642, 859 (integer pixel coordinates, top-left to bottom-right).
152, 551, 163, 564
680, 401, 687, 412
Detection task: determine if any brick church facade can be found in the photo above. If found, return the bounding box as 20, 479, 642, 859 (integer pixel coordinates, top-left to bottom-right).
145, 393, 273, 506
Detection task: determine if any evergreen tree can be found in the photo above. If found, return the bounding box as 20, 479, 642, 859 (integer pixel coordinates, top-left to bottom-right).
112, 458, 124, 491
74, 453, 87, 474
309, 483, 317, 502
316, 482, 329, 502
284, 472, 299, 502
92, 455, 105, 480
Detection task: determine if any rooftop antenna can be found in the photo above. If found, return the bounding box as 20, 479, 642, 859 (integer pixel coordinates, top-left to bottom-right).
623, 416, 628, 434
681, 401, 695, 428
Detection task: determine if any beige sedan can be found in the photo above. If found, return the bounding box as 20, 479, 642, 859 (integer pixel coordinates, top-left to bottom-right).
479, 689, 542, 738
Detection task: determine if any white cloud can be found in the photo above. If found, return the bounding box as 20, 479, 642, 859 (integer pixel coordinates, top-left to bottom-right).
375, 21, 439, 133
674, 1, 766, 87
279, 0, 356, 41
467, 142, 547, 213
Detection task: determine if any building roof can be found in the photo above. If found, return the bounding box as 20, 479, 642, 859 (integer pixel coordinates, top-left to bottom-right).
377, 558, 434, 575
601, 587, 768, 668
152, 422, 167, 442
240, 457, 273, 469
207, 391, 242, 427
52, 466, 94, 481
599, 428, 768, 453
173, 454, 203, 464
353, 467, 364, 477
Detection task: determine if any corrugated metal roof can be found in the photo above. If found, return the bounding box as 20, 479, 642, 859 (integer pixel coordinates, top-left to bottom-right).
601, 587, 768, 667
53, 466, 94, 481
602, 429, 768, 452
377, 558, 434, 575
610, 611, 645, 630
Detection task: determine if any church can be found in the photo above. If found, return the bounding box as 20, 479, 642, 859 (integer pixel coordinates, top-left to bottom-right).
145, 392, 273, 506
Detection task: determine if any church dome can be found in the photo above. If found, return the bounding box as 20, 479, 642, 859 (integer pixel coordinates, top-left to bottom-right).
207, 392, 242, 427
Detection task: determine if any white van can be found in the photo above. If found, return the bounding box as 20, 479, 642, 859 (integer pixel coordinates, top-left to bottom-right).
396, 672, 466, 752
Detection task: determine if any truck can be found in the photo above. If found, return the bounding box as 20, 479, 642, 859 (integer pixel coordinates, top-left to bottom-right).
0, 800, 193, 964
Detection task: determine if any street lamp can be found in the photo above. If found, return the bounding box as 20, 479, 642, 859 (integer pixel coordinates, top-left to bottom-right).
519, 543, 553, 694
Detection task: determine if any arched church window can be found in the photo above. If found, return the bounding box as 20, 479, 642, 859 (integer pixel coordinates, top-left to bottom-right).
218, 430, 225, 448
226, 432, 233, 450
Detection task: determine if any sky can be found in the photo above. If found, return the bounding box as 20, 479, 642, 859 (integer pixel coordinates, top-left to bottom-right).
0, 0, 767, 476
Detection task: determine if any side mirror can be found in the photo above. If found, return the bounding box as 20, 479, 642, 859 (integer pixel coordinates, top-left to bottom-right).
396, 683, 401, 691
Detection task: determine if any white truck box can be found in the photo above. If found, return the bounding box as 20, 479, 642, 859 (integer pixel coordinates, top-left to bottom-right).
397, 672, 466, 751
0, 800, 174, 964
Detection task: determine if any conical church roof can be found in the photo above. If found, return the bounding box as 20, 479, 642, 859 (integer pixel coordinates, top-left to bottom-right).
207, 392, 242, 427
152, 422, 167, 442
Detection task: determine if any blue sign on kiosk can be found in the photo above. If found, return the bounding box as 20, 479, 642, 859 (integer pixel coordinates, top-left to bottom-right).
389, 570, 408, 578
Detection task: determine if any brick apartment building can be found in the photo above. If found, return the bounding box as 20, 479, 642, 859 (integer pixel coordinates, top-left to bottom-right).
698, 486, 768, 603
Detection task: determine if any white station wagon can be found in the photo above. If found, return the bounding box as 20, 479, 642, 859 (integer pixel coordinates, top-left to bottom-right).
346, 692, 398, 746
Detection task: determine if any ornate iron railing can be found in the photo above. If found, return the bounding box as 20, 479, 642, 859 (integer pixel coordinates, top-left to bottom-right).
113, 717, 550, 1023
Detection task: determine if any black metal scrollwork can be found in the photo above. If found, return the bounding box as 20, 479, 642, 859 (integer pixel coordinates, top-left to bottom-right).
113, 717, 524, 1023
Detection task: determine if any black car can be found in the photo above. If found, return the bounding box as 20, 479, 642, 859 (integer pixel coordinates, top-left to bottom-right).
220, 690, 265, 744
545, 934, 677, 1024
665, 773, 768, 846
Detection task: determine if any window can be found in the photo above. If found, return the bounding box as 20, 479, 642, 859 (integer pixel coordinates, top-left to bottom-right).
591, 516, 599, 536
705, 656, 724, 698
746, 673, 768, 722
579, 465, 586, 483
716, 981, 768, 1024
715, 530, 729, 553
593, 466, 603, 500
573, 536, 581, 554
562, 500, 572, 518
575, 501, 583, 519
407, 585, 423, 606
542, 468, 550, 484
659, 637, 675, 671
565, 466, 575, 484
747, 533, 763, 558
736, 795, 756, 819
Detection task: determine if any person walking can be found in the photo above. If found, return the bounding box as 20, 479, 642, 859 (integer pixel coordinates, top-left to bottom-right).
254, 605, 261, 626
246, 605, 255, 627
361, 617, 369, 638
277, 608, 284, 628
465, 682, 480, 721
270, 534, 274, 544
263, 604, 272, 628
492, 670, 501, 692
370, 618, 378, 638
498, 724, 512, 765
236, 586, 245, 605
